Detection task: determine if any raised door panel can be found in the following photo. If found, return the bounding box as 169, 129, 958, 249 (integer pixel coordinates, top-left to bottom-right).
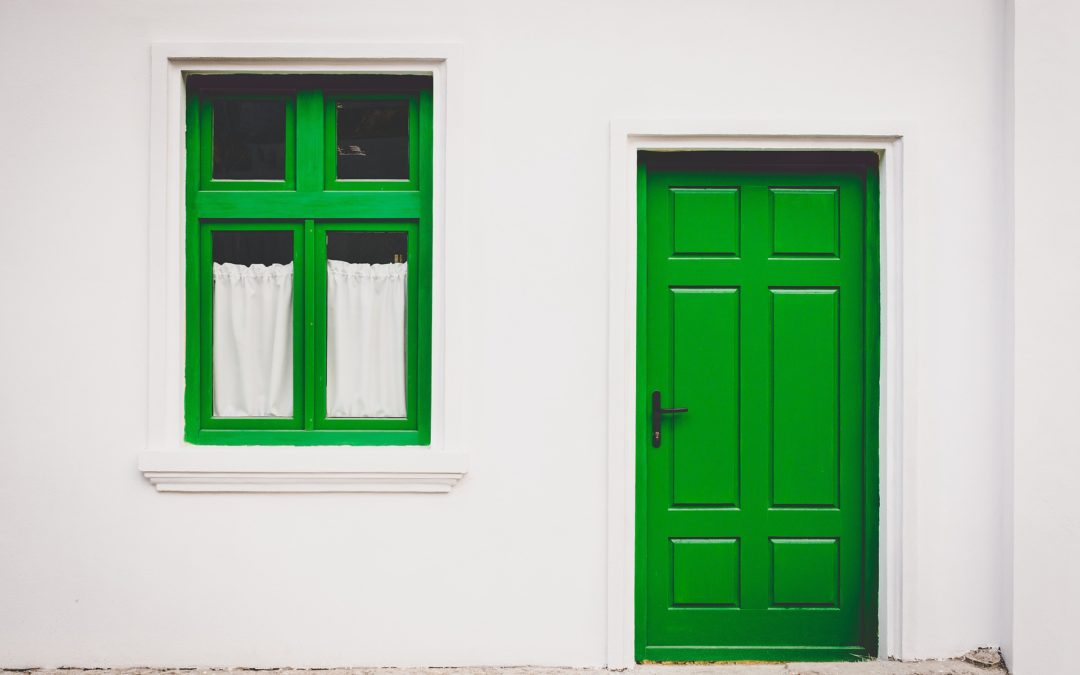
671, 288, 740, 507
672, 188, 741, 256
771, 288, 840, 508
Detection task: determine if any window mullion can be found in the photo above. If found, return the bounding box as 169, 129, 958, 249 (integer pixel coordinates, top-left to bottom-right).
303, 218, 317, 430
299, 90, 321, 430
296, 89, 324, 192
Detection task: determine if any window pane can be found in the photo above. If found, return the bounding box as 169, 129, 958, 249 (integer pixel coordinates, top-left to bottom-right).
327, 230, 407, 264
212, 100, 286, 180
336, 101, 409, 180
212, 230, 294, 418
326, 231, 408, 418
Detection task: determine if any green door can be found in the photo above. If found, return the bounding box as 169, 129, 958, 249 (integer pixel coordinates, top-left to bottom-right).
637, 152, 879, 662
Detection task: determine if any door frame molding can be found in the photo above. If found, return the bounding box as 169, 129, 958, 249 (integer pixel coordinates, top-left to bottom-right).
606, 122, 906, 667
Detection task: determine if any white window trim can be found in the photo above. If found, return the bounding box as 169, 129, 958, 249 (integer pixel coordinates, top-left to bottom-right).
141, 43, 467, 493
605, 122, 909, 665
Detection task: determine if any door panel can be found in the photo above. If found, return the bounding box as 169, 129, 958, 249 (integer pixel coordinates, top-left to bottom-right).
639, 154, 878, 662
771, 288, 839, 508
672, 188, 741, 256
672, 288, 740, 507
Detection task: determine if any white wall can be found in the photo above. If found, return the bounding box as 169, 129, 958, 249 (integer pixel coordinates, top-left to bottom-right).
0, 0, 1011, 667
1012, 1, 1080, 673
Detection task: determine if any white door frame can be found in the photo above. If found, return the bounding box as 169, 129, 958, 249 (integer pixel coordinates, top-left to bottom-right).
605, 121, 907, 666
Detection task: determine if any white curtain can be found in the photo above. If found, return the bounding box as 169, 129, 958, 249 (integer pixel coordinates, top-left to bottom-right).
212, 262, 293, 417
326, 260, 407, 418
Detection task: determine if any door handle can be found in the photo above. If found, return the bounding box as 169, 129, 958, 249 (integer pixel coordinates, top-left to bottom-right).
651, 390, 688, 448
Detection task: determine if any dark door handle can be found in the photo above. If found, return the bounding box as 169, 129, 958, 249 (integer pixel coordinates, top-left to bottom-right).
651, 390, 688, 448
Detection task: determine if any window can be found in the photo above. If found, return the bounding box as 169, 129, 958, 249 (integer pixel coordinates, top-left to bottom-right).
184, 74, 433, 446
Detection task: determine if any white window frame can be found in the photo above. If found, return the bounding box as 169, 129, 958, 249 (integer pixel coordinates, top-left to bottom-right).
140, 43, 467, 493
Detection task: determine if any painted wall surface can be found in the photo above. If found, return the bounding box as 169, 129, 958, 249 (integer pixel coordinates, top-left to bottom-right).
0, 0, 1010, 667
1012, 1, 1079, 673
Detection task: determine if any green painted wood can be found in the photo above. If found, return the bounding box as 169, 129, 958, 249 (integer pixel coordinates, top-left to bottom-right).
672, 188, 740, 255
194, 191, 422, 219
296, 91, 325, 193
771, 188, 839, 256
772, 289, 840, 507
184, 77, 432, 446
416, 88, 434, 445
193, 429, 424, 446
304, 218, 317, 430
861, 166, 881, 652
671, 288, 739, 507
643, 646, 869, 662
672, 539, 740, 606
637, 153, 879, 662
183, 94, 202, 442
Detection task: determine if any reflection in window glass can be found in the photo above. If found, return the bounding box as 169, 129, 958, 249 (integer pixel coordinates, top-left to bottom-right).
326, 231, 407, 418
212, 100, 286, 180
212, 230, 293, 417
336, 101, 409, 180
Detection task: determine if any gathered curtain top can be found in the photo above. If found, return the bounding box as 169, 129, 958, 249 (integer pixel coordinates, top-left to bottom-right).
213, 262, 294, 280
327, 260, 407, 279
212, 260, 406, 281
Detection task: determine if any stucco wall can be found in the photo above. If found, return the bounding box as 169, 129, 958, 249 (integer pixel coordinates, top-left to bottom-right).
0, 0, 1011, 667
1011, 1, 1079, 673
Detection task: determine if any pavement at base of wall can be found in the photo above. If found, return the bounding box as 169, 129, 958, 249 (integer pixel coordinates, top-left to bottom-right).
0, 658, 1010, 675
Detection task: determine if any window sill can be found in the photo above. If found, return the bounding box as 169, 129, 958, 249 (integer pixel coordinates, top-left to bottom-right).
138, 447, 468, 493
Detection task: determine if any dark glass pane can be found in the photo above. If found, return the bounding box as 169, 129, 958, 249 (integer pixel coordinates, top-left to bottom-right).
336, 100, 409, 180
212, 100, 286, 180
327, 230, 407, 264
213, 230, 293, 266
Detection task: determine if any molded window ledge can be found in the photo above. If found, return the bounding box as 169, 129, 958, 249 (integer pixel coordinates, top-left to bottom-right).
138, 448, 468, 493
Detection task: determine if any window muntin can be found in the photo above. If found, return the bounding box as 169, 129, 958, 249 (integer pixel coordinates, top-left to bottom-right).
184, 75, 432, 446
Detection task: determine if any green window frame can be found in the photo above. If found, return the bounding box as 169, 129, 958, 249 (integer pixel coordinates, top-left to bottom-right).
184, 74, 433, 446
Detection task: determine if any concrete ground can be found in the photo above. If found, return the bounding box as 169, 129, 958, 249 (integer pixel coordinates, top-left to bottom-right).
0, 661, 1009, 675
